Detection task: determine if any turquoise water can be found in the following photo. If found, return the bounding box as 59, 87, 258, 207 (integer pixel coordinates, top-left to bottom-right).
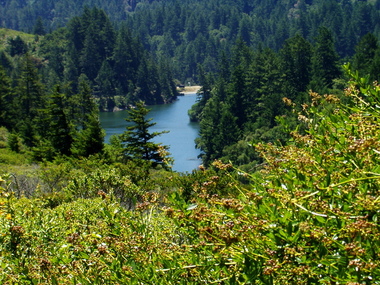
99, 94, 201, 172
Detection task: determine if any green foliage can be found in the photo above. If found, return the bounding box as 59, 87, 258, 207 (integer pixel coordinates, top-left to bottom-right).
196, 42, 295, 167
0, 64, 13, 129
7, 36, 28, 57
33, 17, 46, 36
120, 101, 172, 169
221, 137, 260, 172
71, 113, 105, 157
64, 165, 143, 206
280, 34, 313, 96
0, 56, 106, 162
3, 4, 380, 281
14, 54, 45, 148
6, 133, 21, 152
2, 0, 380, 84
0, 149, 28, 166
310, 26, 341, 93
0, 29, 37, 52
43, 85, 73, 156
1, 71, 380, 283
352, 33, 380, 82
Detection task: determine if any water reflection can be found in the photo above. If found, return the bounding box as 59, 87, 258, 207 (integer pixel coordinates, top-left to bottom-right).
99, 94, 201, 172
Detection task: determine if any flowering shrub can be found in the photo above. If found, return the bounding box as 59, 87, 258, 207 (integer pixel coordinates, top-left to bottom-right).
1, 71, 380, 283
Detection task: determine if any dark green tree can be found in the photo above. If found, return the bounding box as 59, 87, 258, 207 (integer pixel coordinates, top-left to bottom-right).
227, 63, 247, 129
196, 96, 223, 165
120, 101, 171, 168
8, 36, 28, 57
67, 16, 85, 52
95, 60, 116, 110
280, 34, 312, 98
46, 85, 72, 156
157, 58, 178, 104
353, 2, 373, 39
63, 43, 80, 92
80, 25, 102, 81
196, 94, 240, 166
369, 49, 380, 82
71, 112, 104, 157
0, 65, 14, 129
69, 76, 104, 157
310, 27, 341, 92
245, 48, 284, 131
134, 58, 156, 104
7, 133, 21, 153
188, 65, 214, 122
113, 24, 140, 94
15, 54, 45, 147
0, 52, 12, 73
352, 33, 379, 80
72, 74, 98, 129
237, 14, 252, 46
33, 16, 46, 35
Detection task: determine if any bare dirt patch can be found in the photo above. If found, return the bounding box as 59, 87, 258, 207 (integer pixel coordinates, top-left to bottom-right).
181, 86, 201, 94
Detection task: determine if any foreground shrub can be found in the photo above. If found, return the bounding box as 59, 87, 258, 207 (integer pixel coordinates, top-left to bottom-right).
1, 71, 380, 283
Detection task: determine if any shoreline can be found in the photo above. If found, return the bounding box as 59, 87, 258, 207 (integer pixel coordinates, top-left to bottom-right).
179, 86, 201, 95
103, 86, 202, 112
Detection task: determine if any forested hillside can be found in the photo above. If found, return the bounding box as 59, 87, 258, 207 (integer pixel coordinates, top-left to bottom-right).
1, 7, 178, 108
2, 0, 380, 82
0, 6, 178, 162
194, 29, 380, 170
2, 0, 380, 283
1, 0, 380, 167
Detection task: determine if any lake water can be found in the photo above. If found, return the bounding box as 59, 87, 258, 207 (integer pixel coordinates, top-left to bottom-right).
99, 94, 202, 172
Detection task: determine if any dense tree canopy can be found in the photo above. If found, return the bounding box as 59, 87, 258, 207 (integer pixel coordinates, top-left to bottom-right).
1, 1, 380, 168
2, 3, 380, 283
1, 0, 380, 82
194, 28, 380, 168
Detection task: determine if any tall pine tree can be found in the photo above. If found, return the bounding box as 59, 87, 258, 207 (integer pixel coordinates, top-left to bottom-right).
0, 64, 14, 129
310, 27, 341, 93
120, 101, 171, 168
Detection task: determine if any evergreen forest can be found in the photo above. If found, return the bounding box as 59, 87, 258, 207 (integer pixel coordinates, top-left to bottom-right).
1, 0, 380, 283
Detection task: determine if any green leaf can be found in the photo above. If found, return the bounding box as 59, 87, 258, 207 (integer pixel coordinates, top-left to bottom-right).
103, 208, 112, 219
286, 221, 293, 236
315, 215, 326, 224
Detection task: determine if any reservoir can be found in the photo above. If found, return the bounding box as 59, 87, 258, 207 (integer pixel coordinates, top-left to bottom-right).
99, 93, 201, 173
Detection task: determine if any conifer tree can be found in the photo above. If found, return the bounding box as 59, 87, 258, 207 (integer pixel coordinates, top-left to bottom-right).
33, 16, 45, 35
63, 43, 80, 92
370, 49, 380, 82
70, 76, 105, 157
352, 33, 379, 80
196, 96, 223, 165
0, 65, 13, 129
120, 101, 171, 168
310, 27, 341, 92
113, 24, 139, 94
280, 34, 312, 97
46, 85, 73, 156
71, 112, 104, 157
16, 54, 45, 147
157, 58, 177, 104
74, 74, 98, 129
95, 60, 116, 110
8, 36, 28, 57
80, 25, 101, 81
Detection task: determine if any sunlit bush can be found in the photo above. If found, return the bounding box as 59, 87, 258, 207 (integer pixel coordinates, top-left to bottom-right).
1, 70, 380, 283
